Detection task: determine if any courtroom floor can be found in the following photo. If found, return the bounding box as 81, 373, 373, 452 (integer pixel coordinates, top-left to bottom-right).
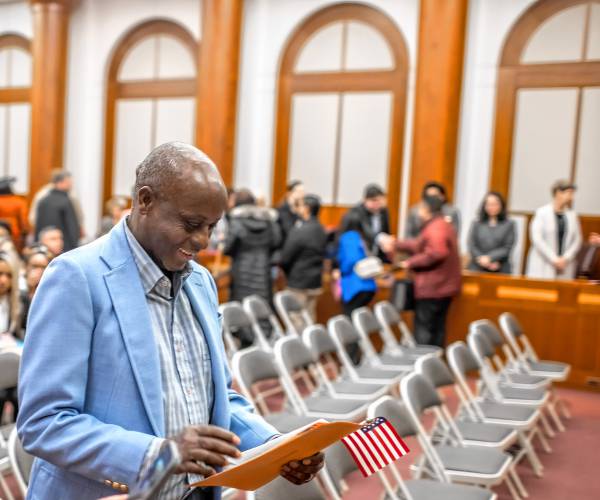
5, 388, 599, 499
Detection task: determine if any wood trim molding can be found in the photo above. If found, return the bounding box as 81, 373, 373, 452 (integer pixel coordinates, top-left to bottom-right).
102, 19, 199, 205
490, 0, 600, 201
0, 88, 30, 103
496, 286, 559, 302
273, 3, 409, 231
0, 32, 32, 52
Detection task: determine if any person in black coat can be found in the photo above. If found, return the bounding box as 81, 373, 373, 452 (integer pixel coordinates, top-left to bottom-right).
342, 184, 390, 255
276, 180, 305, 243
224, 189, 282, 304
34, 171, 80, 251
467, 191, 516, 274
280, 194, 327, 320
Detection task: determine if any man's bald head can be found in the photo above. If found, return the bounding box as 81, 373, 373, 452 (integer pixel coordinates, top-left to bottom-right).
134, 142, 226, 201
129, 142, 228, 271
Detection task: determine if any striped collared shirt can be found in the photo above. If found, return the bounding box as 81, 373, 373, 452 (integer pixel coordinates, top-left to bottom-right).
124, 221, 213, 500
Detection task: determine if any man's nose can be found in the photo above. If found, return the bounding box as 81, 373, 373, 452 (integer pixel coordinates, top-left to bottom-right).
191, 226, 210, 250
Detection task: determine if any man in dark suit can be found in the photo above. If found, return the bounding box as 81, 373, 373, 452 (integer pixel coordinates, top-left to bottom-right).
276, 180, 305, 243
342, 184, 390, 255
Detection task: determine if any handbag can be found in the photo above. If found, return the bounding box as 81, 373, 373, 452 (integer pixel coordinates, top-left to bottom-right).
353, 255, 384, 279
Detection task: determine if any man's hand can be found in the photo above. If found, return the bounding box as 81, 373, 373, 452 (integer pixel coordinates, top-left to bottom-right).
477, 255, 492, 268
589, 232, 600, 246
280, 452, 325, 485
554, 257, 567, 272
170, 425, 242, 477
378, 233, 397, 254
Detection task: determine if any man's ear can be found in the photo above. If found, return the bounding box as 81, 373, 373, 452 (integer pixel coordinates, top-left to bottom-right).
136, 186, 155, 215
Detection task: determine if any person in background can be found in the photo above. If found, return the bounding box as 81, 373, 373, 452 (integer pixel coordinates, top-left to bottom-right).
98, 196, 128, 237
342, 184, 390, 256
38, 225, 65, 257
405, 181, 460, 238
383, 195, 461, 347
337, 211, 377, 317
35, 170, 81, 251
467, 191, 516, 274
0, 176, 30, 250
277, 180, 304, 242
29, 168, 85, 239
224, 188, 281, 305
209, 187, 236, 250
20, 244, 53, 336
280, 194, 327, 321
527, 180, 582, 280
0, 251, 21, 338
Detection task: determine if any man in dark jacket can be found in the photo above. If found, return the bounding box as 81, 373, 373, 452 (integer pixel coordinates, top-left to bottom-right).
224, 189, 281, 304
280, 194, 327, 320
405, 181, 460, 239
384, 195, 461, 347
277, 180, 304, 243
342, 184, 390, 255
34, 171, 80, 251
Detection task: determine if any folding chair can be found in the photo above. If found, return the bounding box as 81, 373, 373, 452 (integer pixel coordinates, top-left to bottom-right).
368, 396, 498, 500
220, 301, 257, 355
447, 342, 546, 477
499, 313, 571, 400
300, 324, 390, 401
274, 336, 369, 421
352, 307, 419, 369
469, 320, 549, 389
7, 427, 33, 497
243, 294, 285, 346
232, 347, 316, 433
468, 326, 565, 435
374, 301, 442, 358
274, 290, 314, 336
328, 316, 406, 384
254, 474, 327, 500
401, 373, 522, 499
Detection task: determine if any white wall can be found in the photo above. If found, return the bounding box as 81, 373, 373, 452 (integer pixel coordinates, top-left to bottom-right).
454, 0, 537, 247
63, 0, 201, 238
234, 0, 419, 234
0, 1, 31, 38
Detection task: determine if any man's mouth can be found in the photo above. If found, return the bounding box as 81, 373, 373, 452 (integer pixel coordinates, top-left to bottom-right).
178, 248, 194, 260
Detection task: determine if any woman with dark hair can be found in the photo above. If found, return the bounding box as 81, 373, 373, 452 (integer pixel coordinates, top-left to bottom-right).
467, 191, 516, 274
337, 211, 377, 316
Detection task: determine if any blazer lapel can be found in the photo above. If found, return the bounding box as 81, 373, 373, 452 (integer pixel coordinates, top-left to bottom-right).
184, 272, 226, 424
101, 221, 164, 437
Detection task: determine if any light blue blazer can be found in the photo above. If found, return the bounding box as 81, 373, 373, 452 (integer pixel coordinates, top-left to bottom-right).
17, 219, 278, 499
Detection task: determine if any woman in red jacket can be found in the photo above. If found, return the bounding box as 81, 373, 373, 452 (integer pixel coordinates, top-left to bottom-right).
385, 195, 462, 347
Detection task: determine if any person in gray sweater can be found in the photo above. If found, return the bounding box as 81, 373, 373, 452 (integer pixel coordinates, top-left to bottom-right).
467, 191, 516, 274
405, 181, 460, 238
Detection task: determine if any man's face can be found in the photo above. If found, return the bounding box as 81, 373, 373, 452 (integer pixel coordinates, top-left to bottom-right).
289, 184, 305, 209
364, 195, 386, 214
425, 186, 444, 201
41, 230, 64, 256
137, 167, 227, 272
0, 260, 12, 296
555, 188, 575, 208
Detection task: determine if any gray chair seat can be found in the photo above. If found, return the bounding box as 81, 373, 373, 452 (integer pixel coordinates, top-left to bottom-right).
403, 345, 443, 358
505, 372, 548, 386
528, 360, 569, 374
264, 413, 318, 433
478, 401, 538, 422
330, 380, 387, 396
454, 421, 515, 444
498, 386, 547, 403
402, 479, 495, 500
353, 365, 403, 381
377, 352, 416, 368
435, 445, 511, 475
303, 395, 365, 415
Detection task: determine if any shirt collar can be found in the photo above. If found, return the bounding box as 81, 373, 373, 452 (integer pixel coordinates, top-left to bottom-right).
123, 218, 192, 297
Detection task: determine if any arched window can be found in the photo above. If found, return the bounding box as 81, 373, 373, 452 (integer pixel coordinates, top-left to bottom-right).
0, 33, 32, 194
273, 3, 409, 229
491, 0, 600, 222
103, 19, 198, 204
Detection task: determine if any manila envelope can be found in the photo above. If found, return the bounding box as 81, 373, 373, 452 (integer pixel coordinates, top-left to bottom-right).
189, 420, 361, 491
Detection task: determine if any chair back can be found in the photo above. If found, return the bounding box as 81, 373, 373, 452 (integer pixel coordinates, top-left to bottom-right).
0, 349, 20, 390
274, 290, 313, 335
401, 372, 443, 417
8, 427, 33, 496
243, 295, 285, 344
255, 475, 325, 500
275, 336, 315, 374
351, 307, 381, 359
302, 324, 337, 359
232, 347, 280, 390
220, 302, 254, 353
467, 328, 496, 363
328, 315, 360, 347
374, 300, 416, 348
471, 319, 505, 348
415, 355, 454, 388
367, 396, 417, 438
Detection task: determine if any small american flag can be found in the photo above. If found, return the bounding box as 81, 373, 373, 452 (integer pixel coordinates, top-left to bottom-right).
341, 417, 410, 477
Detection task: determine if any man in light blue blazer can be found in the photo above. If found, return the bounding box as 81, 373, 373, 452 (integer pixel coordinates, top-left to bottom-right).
17, 143, 323, 500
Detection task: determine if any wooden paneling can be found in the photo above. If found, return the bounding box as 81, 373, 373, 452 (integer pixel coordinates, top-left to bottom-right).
273, 3, 408, 232
29, 0, 70, 198
409, 0, 468, 205
0, 88, 30, 103
196, 0, 244, 187
102, 19, 199, 205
